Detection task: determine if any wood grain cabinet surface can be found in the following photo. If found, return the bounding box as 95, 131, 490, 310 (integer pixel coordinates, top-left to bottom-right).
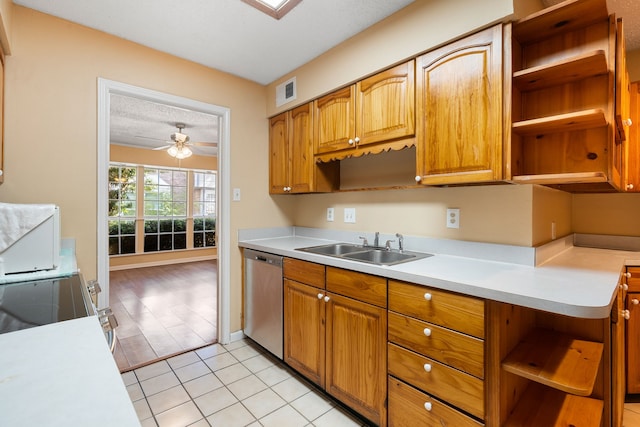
283, 259, 388, 426
269, 103, 338, 194
313, 60, 415, 162
414, 24, 504, 186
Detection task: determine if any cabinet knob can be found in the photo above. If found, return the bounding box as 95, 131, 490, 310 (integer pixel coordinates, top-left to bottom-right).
424, 292, 432, 301
283, 186, 292, 192
423, 402, 432, 412
627, 184, 635, 190
348, 139, 355, 145
317, 293, 324, 299
621, 284, 629, 291
0, 170, 3, 176
623, 309, 631, 320
324, 296, 330, 302
423, 328, 432, 337
633, 299, 639, 305
623, 118, 633, 127
626, 272, 632, 278
423, 363, 432, 373
415, 175, 422, 183
354, 136, 360, 144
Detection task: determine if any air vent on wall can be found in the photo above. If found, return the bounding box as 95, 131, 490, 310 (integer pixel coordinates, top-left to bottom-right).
276, 77, 297, 107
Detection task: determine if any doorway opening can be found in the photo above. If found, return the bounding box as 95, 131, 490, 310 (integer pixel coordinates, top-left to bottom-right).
97, 79, 231, 370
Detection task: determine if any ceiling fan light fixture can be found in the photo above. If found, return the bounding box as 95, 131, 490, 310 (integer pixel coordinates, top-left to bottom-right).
167, 144, 193, 159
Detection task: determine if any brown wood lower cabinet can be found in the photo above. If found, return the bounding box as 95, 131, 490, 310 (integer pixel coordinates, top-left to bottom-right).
283, 259, 387, 426
627, 267, 640, 393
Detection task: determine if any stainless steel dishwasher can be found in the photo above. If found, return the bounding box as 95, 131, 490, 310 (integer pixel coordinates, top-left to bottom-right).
243, 249, 283, 359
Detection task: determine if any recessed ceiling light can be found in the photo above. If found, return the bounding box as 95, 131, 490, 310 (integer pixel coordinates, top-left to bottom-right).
242, 0, 302, 19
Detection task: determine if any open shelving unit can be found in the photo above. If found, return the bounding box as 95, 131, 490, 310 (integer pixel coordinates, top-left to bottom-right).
509, 0, 622, 190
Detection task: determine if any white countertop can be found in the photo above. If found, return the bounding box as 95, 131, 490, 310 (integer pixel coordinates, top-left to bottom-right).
239, 230, 640, 319
0, 316, 140, 427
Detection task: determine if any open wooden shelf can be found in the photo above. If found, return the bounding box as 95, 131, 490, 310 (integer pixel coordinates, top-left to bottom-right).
512, 0, 608, 44
502, 328, 603, 396
504, 382, 603, 427
511, 172, 608, 185
512, 108, 607, 136
513, 50, 608, 91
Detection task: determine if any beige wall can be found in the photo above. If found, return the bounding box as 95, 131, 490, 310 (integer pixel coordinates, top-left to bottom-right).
0, 6, 290, 333
573, 194, 640, 236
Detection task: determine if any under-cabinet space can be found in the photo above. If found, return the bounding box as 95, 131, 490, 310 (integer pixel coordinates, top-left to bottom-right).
504, 382, 604, 427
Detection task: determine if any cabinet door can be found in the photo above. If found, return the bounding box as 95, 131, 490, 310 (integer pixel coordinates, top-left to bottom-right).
314, 86, 356, 155
626, 82, 640, 192
356, 60, 415, 148
269, 112, 289, 194
283, 279, 325, 387
627, 292, 640, 393
289, 103, 314, 193
415, 24, 503, 185
325, 292, 387, 426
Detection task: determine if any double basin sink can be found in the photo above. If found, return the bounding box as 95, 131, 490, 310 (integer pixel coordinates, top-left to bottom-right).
296, 242, 432, 266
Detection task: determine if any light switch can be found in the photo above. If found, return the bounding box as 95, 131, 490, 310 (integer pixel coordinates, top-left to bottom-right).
233, 188, 241, 201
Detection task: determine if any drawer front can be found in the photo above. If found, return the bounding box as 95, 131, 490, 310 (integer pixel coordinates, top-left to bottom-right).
284, 258, 325, 288
326, 267, 387, 308
388, 312, 484, 379
628, 267, 640, 292
388, 377, 484, 427
388, 343, 484, 419
389, 280, 484, 338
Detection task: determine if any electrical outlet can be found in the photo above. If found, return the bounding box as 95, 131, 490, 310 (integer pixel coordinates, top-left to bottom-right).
446, 208, 460, 229
344, 208, 356, 223
327, 207, 334, 222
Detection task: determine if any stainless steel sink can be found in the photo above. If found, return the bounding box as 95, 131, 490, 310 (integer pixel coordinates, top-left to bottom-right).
297, 243, 365, 256
296, 243, 432, 266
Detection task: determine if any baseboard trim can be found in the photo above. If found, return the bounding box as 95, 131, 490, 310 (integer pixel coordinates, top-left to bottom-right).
229, 330, 245, 344
109, 255, 217, 271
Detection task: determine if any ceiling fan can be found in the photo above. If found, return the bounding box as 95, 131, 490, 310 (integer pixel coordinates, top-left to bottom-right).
152, 123, 217, 159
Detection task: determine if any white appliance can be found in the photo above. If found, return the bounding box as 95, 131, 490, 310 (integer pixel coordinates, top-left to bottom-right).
0, 204, 60, 276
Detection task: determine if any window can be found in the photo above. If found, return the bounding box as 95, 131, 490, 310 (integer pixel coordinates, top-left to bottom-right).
108, 165, 137, 255
108, 163, 216, 256
193, 171, 217, 248
241, 0, 301, 19
143, 168, 187, 252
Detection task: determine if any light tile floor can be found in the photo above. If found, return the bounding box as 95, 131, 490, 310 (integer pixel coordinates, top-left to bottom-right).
121, 339, 371, 427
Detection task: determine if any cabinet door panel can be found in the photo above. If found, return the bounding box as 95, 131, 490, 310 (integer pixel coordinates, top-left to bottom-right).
269, 112, 289, 194
416, 24, 503, 185
289, 103, 314, 193
314, 86, 356, 155
326, 292, 387, 426
283, 279, 325, 387
627, 291, 640, 393
356, 60, 415, 146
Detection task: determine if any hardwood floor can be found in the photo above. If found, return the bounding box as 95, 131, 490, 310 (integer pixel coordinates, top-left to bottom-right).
109, 260, 217, 372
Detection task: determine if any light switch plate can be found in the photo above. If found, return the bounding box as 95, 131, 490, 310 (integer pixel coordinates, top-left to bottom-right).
233, 188, 241, 201
344, 208, 356, 223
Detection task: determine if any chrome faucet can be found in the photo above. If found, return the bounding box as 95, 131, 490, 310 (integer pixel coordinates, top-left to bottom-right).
358, 236, 369, 247
385, 239, 396, 251
373, 231, 380, 248
395, 233, 404, 252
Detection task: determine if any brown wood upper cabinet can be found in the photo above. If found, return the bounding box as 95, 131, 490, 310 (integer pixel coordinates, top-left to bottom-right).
627, 81, 640, 192
269, 103, 338, 194
313, 60, 415, 162
0, 49, 4, 184
414, 24, 504, 186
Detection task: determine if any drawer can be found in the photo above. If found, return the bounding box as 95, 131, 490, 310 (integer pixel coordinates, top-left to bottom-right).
326, 267, 387, 308
628, 267, 640, 293
388, 343, 484, 419
284, 258, 325, 288
388, 311, 484, 379
388, 376, 483, 427
389, 280, 484, 338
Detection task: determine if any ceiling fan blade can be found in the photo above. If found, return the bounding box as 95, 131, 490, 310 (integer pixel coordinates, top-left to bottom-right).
190, 142, 217, 147
135, 135, 167, 142
152, 145, 172, 151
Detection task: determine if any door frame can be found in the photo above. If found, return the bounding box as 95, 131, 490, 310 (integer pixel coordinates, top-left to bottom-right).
97, 78, 231, 344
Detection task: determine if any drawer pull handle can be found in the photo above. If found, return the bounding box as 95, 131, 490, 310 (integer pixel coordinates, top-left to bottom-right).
423, 328, 432, 337
317, 293, 324, 299
424, 292, 432, 301
424, 402, 432, 411
633, 299, 640, 305
423, 363, 432, 373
